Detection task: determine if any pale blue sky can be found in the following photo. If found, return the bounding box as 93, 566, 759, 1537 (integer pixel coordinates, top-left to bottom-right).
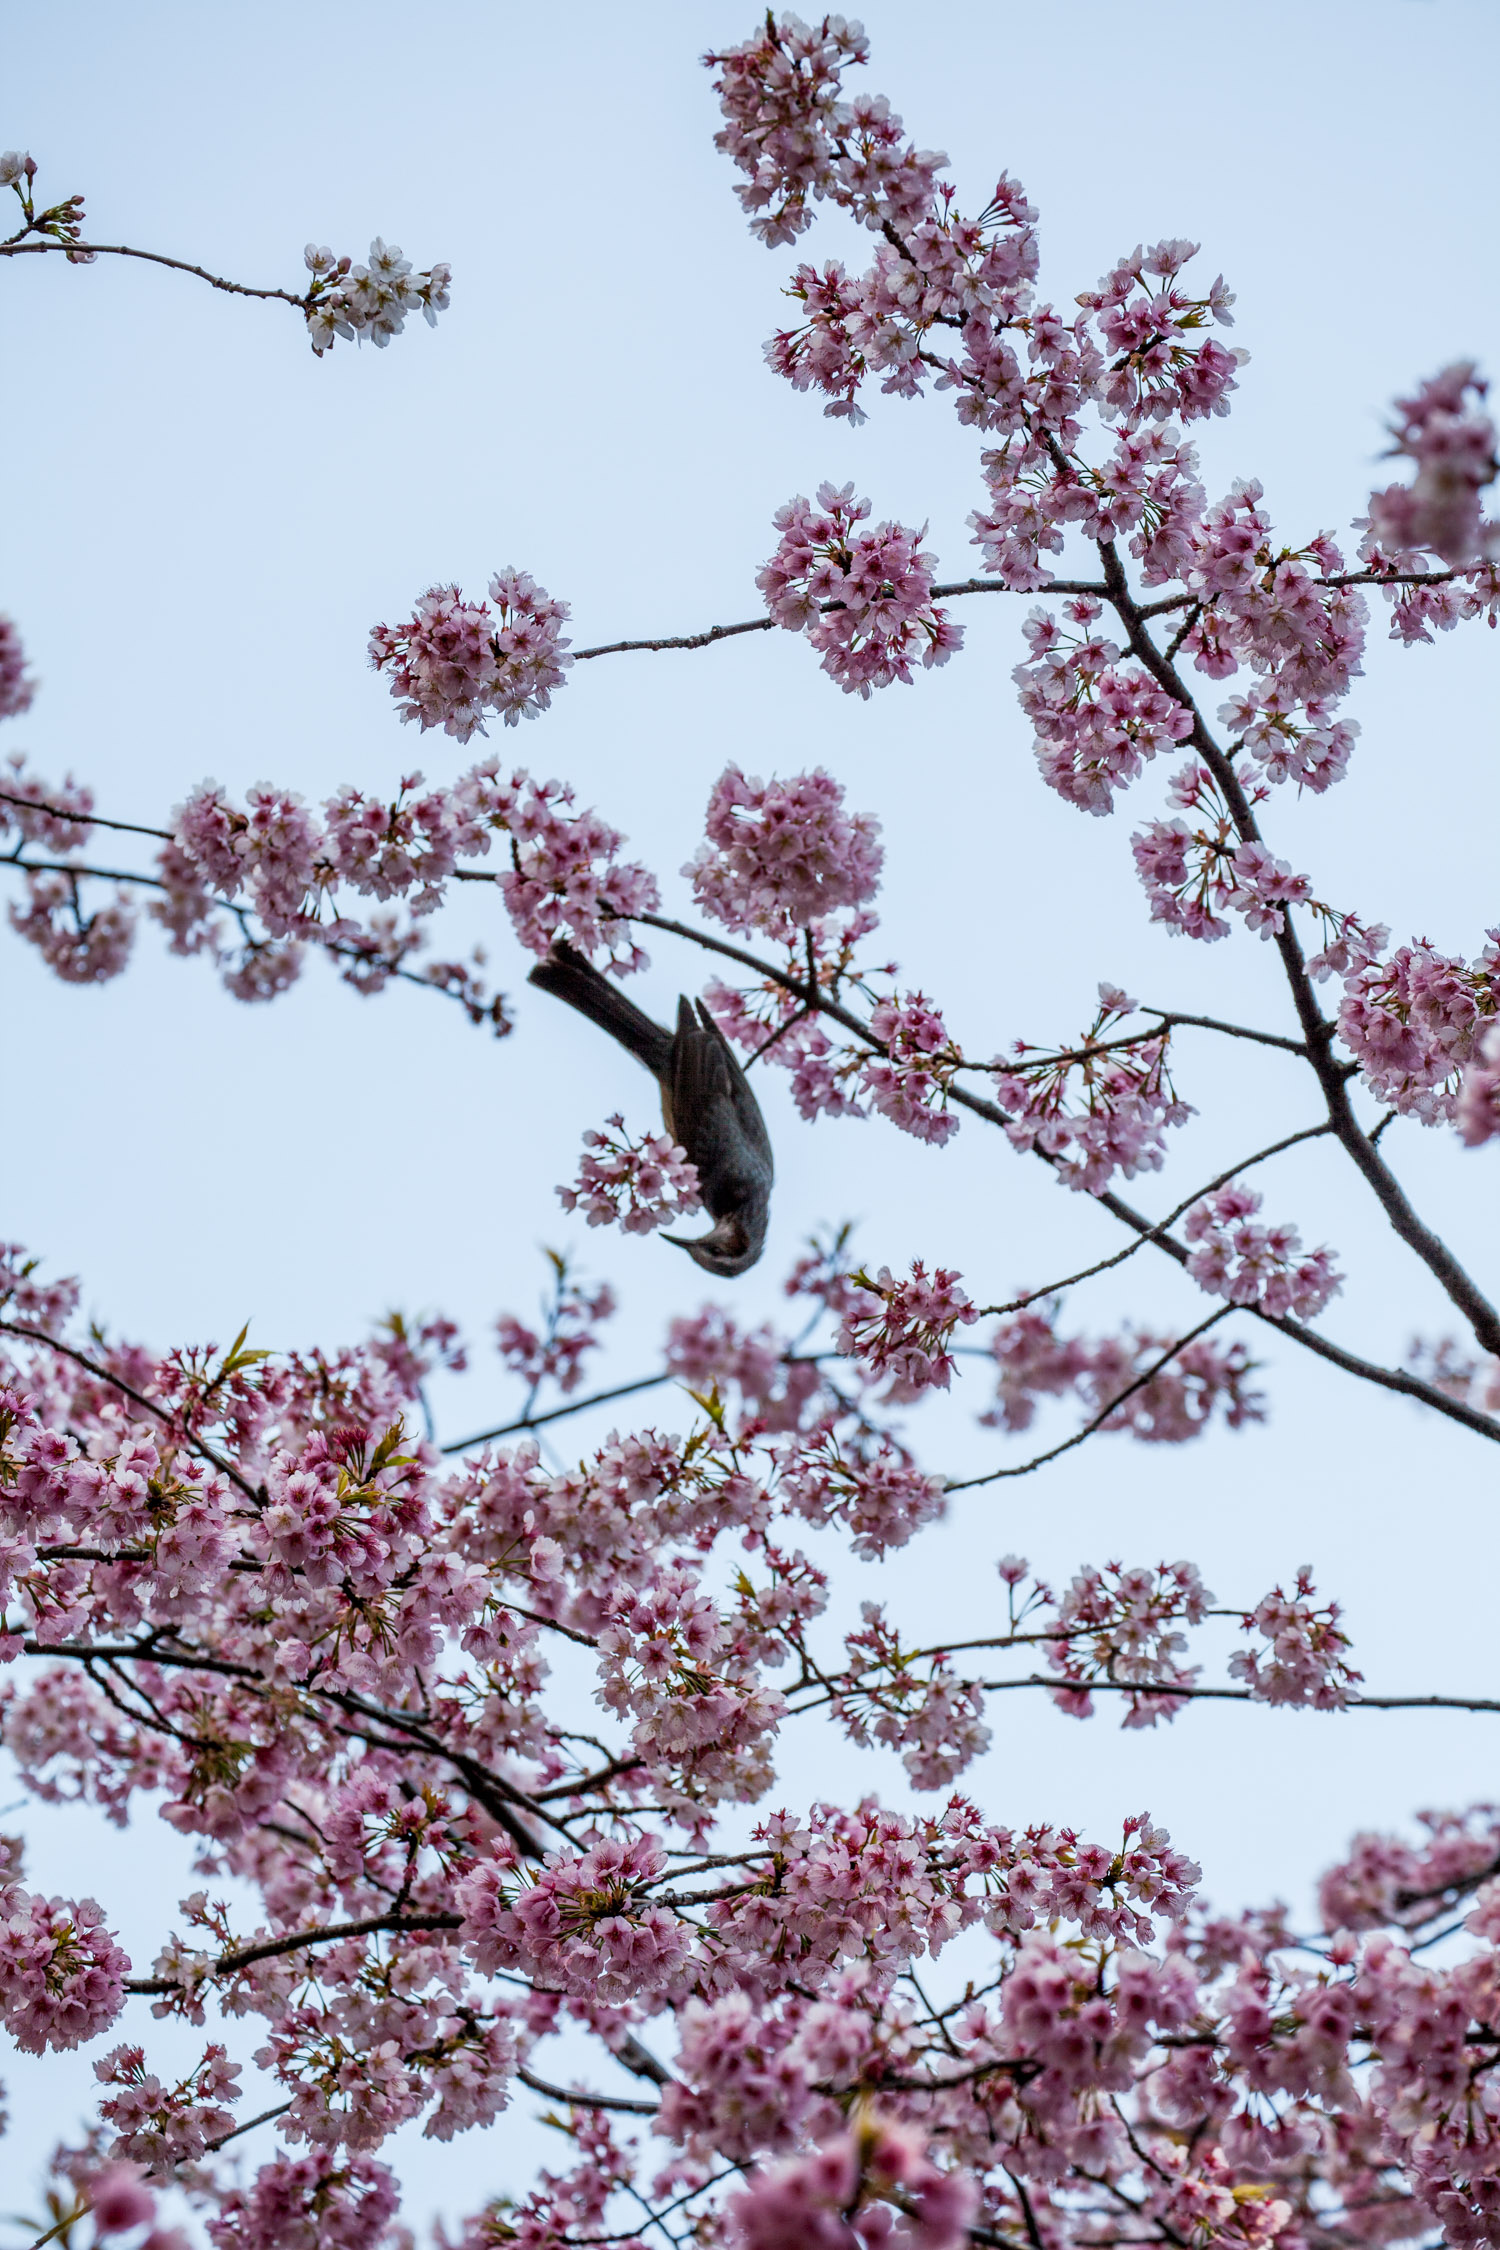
4, 1, 1499, 2236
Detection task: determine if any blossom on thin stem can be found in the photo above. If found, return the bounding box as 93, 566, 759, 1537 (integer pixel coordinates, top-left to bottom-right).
838, 1261, 978, 1399
495, 1255, 617, 1397
1229, 1568, 1362, 1708
1183, 1184, 1342, 1319
302, 236, 451, 356
557, 1113, 702, 1235
992, 983, 1190, 1193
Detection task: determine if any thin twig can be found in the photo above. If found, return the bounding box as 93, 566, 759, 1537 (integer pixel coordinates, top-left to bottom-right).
568, 579, 1112, 662
974, 1676, 1500, 1716
122, 1909, 463, 1995
441, 1370, 676, 1454
0, 1319, 260, 1503
947, 1310, 1233, 1490
1, 235, 308, 307
517, 2066, 660, 2116
974, 1122, 1335, 1316
0, 787, 171, 840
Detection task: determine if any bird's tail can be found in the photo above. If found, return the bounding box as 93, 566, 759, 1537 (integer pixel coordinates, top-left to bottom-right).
528, 939, 673, 1077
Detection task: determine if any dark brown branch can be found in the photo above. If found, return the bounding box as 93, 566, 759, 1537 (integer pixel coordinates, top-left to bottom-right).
946, 1310, 1232, 1491
0, 787, 170, 840
517, 2065, 660, 2115
975, 1122, 1335, 1317
123, 1908, 462, 1994
568, 579, 1112, 662
442, 1370, 675, 1454
1095, 535, 1500, 1364
610, 913, 1500, 1446
202, 2100, 294, 2155
0, 235, 308, 307
975, 1676, 1500, 1716
0, 1319, 261, 1503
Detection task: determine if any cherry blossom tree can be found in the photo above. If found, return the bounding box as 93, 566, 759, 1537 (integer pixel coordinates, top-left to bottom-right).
3, 13, 1500, 2249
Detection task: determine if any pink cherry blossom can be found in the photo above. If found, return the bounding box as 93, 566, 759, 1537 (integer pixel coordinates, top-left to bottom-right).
1457, 1019, 1500, 1146
558, 1112, 703, 1234
1229, 1567, 1362, 1708
1367, 361, 1499, 567
758, 484, 962, 695
837, 1261, 978, 1398
685, 764, 883, 939
0, 617, 37, 721
369, 570, 570, 739
1183, 1184, 1342, 1318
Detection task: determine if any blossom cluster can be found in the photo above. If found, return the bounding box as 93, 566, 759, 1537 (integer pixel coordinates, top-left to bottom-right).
1367, 361, 1499, 567
837, 1260, 978, 1398
1131, 763, 1318, 943
368, 570, 571, 738
1228, 1568, 1363, 1709
0, 149, 92, 261
302, 237, 451, 356
1015, 600, 1195, 815
758, 484, 962, 694
0, 614, 35, 720
1337, 929, 1498, 1123
557, 1112, 702, 1234
1184, 1184, 1342, 1319
992, 984, 1190, 1193
495, 1256, 617, 1397
684, 762, 883, 940
985, 1300, 1265, 1441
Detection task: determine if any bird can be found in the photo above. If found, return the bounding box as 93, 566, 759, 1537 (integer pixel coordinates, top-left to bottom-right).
529, 939, 774, 1277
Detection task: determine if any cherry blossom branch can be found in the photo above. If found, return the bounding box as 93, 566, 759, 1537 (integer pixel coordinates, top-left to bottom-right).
1095, 537, 1500, 1362
202, 2101, 295, 2156
614, 911, 1500, 1440
0, 787, 170, 840
947, 1309, 1233, 1490
19, 1636, 560, 1856
972, 1676, 1500, 1716
123, 1912, 463, 1997
0, 853, 507, 1026
515, 2066, 660, 2116
0, 236, 311, 307
0, 1318, 261, 1502
975, 1121, 1336, 1315
568, 580, 1112, 662
441, 1369, 677, 1453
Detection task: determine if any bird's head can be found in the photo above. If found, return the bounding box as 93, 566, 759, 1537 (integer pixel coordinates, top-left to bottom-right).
662, 1213, 764, 1278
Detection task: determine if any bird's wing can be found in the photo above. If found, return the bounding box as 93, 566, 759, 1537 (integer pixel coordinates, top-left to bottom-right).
697, 999, 774, 1177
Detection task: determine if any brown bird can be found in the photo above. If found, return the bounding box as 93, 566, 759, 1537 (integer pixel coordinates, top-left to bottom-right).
529, 939, 774, 1277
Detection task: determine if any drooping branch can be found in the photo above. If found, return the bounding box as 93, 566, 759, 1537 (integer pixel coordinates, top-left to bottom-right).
946, 1309, 1233, 1492
0, 235, 310, 308
0, 1318, 262, 1504
1094, 537, 1500, 1364
122, 1909, 463, 1997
